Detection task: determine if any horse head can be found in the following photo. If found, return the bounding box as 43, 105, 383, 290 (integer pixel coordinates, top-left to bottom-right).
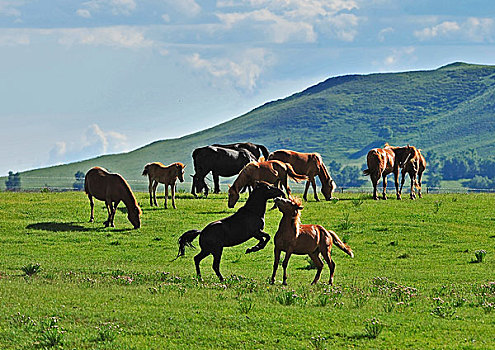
253, 181, 285, 200
177, 163, 186, 183
227, 185, 239, 208
128, 204, 141, 229
274, 196, 303, 216
397, 144, 416, 168
321, 178, 337, 201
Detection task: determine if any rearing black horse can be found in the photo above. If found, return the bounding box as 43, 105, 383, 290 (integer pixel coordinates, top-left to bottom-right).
177, 182, 285, 281
191, 145, 256, 197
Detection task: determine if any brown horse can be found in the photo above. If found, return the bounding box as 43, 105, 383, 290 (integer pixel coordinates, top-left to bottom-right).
227, 160, 307, 208
400, 148, 426, 199
270, 196, 353, 285
363, 144, 416, 200
84, 167, 141, 229
268, 150, 337, 201
142, 162, 186, 209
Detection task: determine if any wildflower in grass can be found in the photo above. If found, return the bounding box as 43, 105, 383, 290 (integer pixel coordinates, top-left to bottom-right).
276, 290, 305, 306
364, 317, 384, 339
309, 334, 327, 349
238, 296, 254, 314
34, 317, 65, 349
430, 298, 456, 318
481, 301, 495, 313
95, 322, 121, 342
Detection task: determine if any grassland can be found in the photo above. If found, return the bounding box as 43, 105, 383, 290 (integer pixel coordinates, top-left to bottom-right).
0, 190, 494, 349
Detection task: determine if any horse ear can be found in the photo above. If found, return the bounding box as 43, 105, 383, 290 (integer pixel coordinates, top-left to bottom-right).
190, 174, 194, 178
297, 205, 304, 210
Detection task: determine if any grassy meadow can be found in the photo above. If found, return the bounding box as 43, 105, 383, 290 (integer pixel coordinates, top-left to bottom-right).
0, 190, 494, 349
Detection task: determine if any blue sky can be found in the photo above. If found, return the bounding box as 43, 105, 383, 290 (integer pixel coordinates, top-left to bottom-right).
1, 0, 494, 175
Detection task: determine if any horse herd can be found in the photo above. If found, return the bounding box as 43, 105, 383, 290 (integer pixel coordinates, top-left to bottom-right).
83, 142, 426, 284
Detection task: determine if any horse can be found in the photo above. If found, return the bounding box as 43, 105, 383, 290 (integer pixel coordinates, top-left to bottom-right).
227, 160, 307, 208
191, 145, 257, 197
212, 142, 269, 161
268, 149, 337, 201
270, 196, 353, 285
84, 167, 141, 229
177, 182, 285, 281
362, 143, 416, 200
400, 148, 426, 199
142, 162, 186, 209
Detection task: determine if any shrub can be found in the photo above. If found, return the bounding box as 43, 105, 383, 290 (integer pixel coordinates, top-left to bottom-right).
21, 263, 42, 277
364, 317, 384, 339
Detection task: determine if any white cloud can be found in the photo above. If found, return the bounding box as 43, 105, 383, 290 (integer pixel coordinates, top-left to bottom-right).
49, 124, 129, 164
378, 27, 394, 42
0, 0, 23, 17
56, 27, 154, 49
80, 0, 136, 16
163, 0, 201, 17
413, 17, 494, 43
187, 48, 274, 91
383, 46, 416, 66
76, 9, 92, 18
0, 30, 30, 45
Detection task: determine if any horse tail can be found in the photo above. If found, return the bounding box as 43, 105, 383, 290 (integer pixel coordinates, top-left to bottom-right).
84, 175, 90, 195
176, 229, 201, 259
285, 163, 307, 183
324, 227, 354, 258
142, 163, 150, 176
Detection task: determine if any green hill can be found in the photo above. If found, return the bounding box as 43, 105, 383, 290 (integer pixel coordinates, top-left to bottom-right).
5, 62, 495, 191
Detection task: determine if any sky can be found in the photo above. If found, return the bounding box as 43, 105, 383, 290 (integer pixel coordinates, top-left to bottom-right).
1, 0, 494, 176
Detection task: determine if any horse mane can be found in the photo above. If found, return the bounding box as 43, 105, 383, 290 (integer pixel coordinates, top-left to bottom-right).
288, 196, 302, 233
117, 174, 141, 214
314, 153, 332, 181
174, 162, 185, 168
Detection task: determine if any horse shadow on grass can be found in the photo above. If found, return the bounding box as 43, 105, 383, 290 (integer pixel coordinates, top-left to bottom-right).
26, 222, 132, 233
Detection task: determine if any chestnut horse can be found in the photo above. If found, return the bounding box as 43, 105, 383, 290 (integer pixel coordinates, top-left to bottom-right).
142, 162, 186, 209
270, 197, 354, 285
227, 160, 307, 208
268, 150, 337, 201
400, 148, 426, 199
84, 167, 141, 229
363, 144, 416, 200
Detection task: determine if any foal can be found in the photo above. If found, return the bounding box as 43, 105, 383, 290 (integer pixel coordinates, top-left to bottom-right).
271, 197, 354, 285
142, 162, 185, 209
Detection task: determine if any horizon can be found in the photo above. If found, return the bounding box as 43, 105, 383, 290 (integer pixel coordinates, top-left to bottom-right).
1, 1, 495, 176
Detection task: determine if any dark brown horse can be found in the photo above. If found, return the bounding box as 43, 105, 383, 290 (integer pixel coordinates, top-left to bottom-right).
177, 182, 285, 281
268, 150, 337, 201
400, 148, 426, 199
270, 196, 353, 285
363, 143, 416, 200
142, 162, 186, 209
227, 160, 307, 208
84, 167, 141, 229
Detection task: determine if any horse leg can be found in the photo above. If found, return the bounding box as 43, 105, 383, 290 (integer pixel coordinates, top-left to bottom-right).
152, 181, 159, 206
88, 195, 95, 222
270, 247, 282, 284
164, 184, 169, 209
410, 173, 417, 200
308, 252, 324, 285
148, 178, 154, 206
212, 247, 224, 282
281, 175, 291, 196
194, 249, 210, 280
400, 170, 406, 198
171, 183, 177, 209
281, 251, 292, 285
110, 201, 119, 227
310, 177, 320, 202
417, 171, 423, 198
303, 180, 310, 201
394, 170, 401, 200
103, 201, 112, 227
371, 173, 380, 200
213, 173, 220, 193
321, 249, 336, 285
382, 174, 388, 200
246, 231, 270, 254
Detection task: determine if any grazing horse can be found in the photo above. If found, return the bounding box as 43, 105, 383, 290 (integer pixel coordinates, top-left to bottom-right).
270, 197, 353, 285
142, 162, 186, 209
84, 167, 141, 229
227, 160, 307, 208
177, 182, 285, 281
400, 148, 426, 199
212, 142, 269, 161
363, 143, 416, 200
268, 150, 337, 201
191, 145, 256, 197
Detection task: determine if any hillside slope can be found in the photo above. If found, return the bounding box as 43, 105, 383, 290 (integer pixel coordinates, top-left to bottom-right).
7, 62, 495, 191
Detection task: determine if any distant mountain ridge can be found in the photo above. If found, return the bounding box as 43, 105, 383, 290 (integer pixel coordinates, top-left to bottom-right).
5, 62, 495, 191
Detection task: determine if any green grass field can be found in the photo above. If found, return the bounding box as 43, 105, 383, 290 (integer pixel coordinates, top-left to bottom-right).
0, 190, 494, 349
